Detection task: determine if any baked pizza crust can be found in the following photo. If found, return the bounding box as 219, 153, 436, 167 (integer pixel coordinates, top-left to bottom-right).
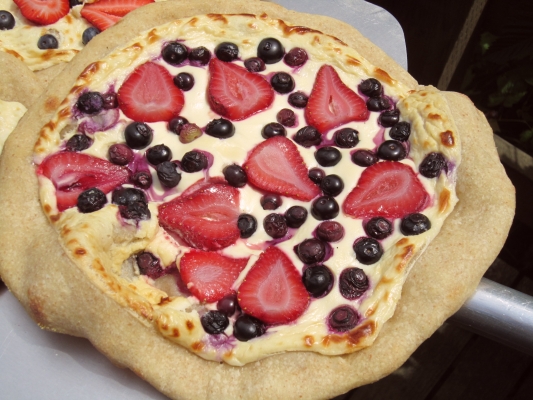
0, 0, 515, 398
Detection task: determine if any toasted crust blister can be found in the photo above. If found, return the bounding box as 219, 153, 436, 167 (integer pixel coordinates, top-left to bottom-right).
0, 1, 515, 399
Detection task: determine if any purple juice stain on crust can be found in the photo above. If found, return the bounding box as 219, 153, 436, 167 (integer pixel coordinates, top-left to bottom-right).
78, 108, 119, 134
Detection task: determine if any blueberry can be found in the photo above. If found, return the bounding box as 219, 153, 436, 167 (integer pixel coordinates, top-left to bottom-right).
308, 167, 325, 185
364, 217, 393, 240
276, 108, 295, 127
379, 109, 400, 127
419, 152, 446, 178
201, 310, 229, 335
233, 314, 265, 341
296, 238, 326, 264
76, 92, 104, 114
69, 0, 83, 6
260, 194, 282, 210
217, 293, 238, 316
315, 147, 341, 167
311, 196, 339, 220
131, 171, 152, 189
316, 221, 344, 242
0, 11, 15, 30
359, 78, 382, 98
161, 42, 188, 65
328, 306, 359, 332
351, 149, 377, 167
257, 38, 284, 64
108, 143, 134, 165
173, 72, 194, 91
168, 116, 189, 135
146, 144, 172, 166
366, 96, 390, 112
112, 187, 147, 206
205, 118, 235, 139
156, 161, 181, 188
334, 128, 359, 148
320, 174, 344, 197
284, 206, 308, 228
261, 122, 286, 139
339, 268, 368, 300
102, 92, 118, 109
271, 72, 295, 94
284, 47, 308, 67
244, 57, 266, 72
188, 46, 211, 65
302, 265, 333, 298
238, 214, 257, 238
37, 34, 58, 50
263, 213, 288, 238
66, 134, 92, 152
400, 213, 431, 236
82, 27, 100, 45
288, 91, 308, 108
77, 188, 107, 213
215, 42, 239, 62
377, 140, 406, 161
294, 126, 321, 147
181, 151, 207, 172
223, 164, 247, 187
136, 252, 164, 279
119, 202, 151, 221
353, 237, 383, 265
124, 122, 153, 149
389, 121, 411, 142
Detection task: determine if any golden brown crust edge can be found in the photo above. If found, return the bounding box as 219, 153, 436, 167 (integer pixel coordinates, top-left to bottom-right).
0, 1, 515, 399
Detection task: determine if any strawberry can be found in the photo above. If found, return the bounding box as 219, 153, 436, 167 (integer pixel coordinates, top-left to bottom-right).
80, 8, 120, 31
238, 246, 309, 325
342, 161, 429, 219
36, 152, 129, 212
14, 0, 69, 25
180, 250, 248, 303
180, 176, 227, 197
207, 58, 274, 121
158, 181, 241, 251
305, 64, 369, 133
118, 62, 184, 123
82, 0, 154, 17
243, 136, 321, 201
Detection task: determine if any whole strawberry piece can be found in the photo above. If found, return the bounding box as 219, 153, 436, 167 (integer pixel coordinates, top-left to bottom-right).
343, 161, 429, 219
118, 62, 184, 123
82, 0, 154, 17
14, 0, 69, 25
158, 181, 241, 251
180, 250, 248, 303
243, 136, 321, 201
207, 58, 274, 121
238, 246, 309, 325
36, 152, 129, 211
305, 64, 369, 133
80, 8, 120, 31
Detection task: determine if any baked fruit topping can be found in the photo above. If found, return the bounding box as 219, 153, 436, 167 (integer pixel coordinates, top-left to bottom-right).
13, 0, 69, 25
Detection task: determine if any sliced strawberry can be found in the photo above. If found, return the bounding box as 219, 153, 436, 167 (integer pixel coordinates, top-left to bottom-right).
238, 246, 309, 325
180, 176, 227, 197
36, 152, 129, 212
180, 250, 248, 303
80, 8, 121, 31
343, 161, 429, 219
158, 181, 241, 251
82, 0, 154, 17
14, 0, 69, 25
118, 62, 184, 123
207, 58, 274, 121
305, 64, 369, 133
243, 136, 321, 201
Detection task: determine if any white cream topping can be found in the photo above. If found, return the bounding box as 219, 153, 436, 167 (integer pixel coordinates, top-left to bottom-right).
0, 98, 26, 154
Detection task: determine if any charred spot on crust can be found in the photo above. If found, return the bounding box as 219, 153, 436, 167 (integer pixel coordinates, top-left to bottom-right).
439, 188, 451, 213
374, 68, 393, 86
440, 130, 455, 147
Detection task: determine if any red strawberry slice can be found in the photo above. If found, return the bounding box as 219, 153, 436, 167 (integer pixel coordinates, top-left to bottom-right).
180, 250, 248, 303
238, 246, 309, 325
207, 58, 274, 121
82, 0, 154, 17
180, 176, 227, 197
305, 64, 369, 133
343, 161, 429, 219
158, 181, 241, 251
80, 8, 120, 31
118, 62, 184, 123
14, 0, 69, 25
243, 136, 321, 201
36, 152, 129, 212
